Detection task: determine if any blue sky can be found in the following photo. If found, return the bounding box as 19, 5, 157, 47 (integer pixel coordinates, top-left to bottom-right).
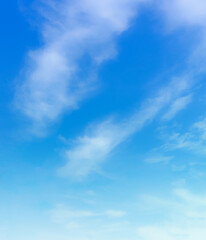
1, 0, 206, 239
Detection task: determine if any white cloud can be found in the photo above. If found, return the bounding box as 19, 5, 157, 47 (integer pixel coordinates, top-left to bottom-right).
158, 0, 206, 78
58, 118, 135, 178
58, 77, 192, 179
49, 204, 126, 228
105, 210, 126, 218
164, 117, 206, 155
145, 155, 173, 163
50, 205, 96, 224
15, 0, 147, 135
162, 95, 192, 121
160, 0, 206, 29
137, 226, 206, 240
47, 204, 130, 240
193, 118, 206, 140
136, 188, 206, 240
48, 188, 206, 240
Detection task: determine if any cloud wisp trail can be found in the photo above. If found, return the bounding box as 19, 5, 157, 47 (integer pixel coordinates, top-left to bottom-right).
15, 0, 146, 135
58, 77, 192, 179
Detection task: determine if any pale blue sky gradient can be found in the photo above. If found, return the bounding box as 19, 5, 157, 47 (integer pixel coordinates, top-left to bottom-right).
1, 0, 206, 239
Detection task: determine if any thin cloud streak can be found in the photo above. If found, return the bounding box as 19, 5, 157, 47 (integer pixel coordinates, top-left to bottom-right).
160, 0, 206, 29
50, 205, 126, 223
162, 94, 192, 121
15, 0, 146, 135
163, 117, 206, 155
136, 188, 206, 240
58, 77, 192, 179
145, 155, 173, 164
58, 0, 206, 179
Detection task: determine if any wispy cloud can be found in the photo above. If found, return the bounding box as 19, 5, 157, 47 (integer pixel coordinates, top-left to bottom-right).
158, 0, 206, 77
58, 77, 192, 179
58, 118, 133, 178
48, 188, 206, 240
164, 117, 206, 155
49, 204, 127, 232
136, 188, 206, 240
145, 155, 173, 164
162, 94, 192, 121
50, 205, 126, 221
15, 0, 147, 135
160, 0, 206, 29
